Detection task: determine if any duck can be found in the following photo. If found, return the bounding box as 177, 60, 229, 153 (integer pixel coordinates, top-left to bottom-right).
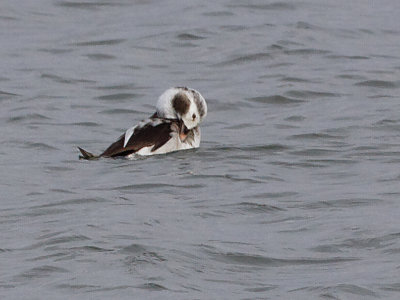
78, 87, 207, 159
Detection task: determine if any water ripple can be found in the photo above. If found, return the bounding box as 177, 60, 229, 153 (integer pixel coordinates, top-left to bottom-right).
22, 142, 58, 151
203, 247, 357, 267
299, 198, 383, 210
41, 73, 96, 85
284, 48, 330, 55
285, 90, 341, 99
15, 265, 68, 280
23, 235, 91, 250
226, 202, 286, 213
0, 90, 19, 100
136, 283, 168, 291
86, 53, 116, 60
34, 197, 107, 208
99, 108, 143, 115
314, 232, 400, 251
176, 33, 205, 40
74, 38, 126, 46
108, 183, 205, 191
228, 2, 297, 11
57, 1, 126, 9
7, 113, 51, 123
248, 95, 304, 105
214, 53, 272, 66
355, 80, 400, 89
95, 93, 142, 101
288, 133, 344, 140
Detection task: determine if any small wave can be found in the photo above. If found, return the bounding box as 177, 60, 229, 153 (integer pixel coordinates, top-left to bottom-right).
290, 148, 338, 156
327, 54, 369, 60
121, 243, 167, 269
339, 233, 400, 250
300, 198, 382, 210
289, 133, 343, 140
373, 118, 400, 131
306, 159, 357, 166
109, 183, 205, 191
225, 123, 263, 130
120, 243, 151, 254
245, 286, 276, 292
295, 21, 322, 30
96, 93, 142, 101
0, 90, 19, 100
215, 144, 289, 152
35, 197, 107, 208
71, 121, 99, 127
286, 90, 340, 99
280, 76, 314, 83
381, 283, 400, 292
290, 284, 377, 298
326, 284, 377, 297
38, 48, 73, 54
368, 94, 395, 99
69, 245, 113, 253
90, 285, 135, 292
0, 15, 17, 21
311, 245, 343, 253
246, 144, 289, 152
7, 113, 51, 123
86, 53, 116, 60
336, 74, 367, 80
248, 95, 304, 104
176, 33, 205, 40
41, 73, 96, 84
228, 202, 285, 213
57, 1, 125, 9
203, 247, 356, 266
214, 52, 272, 66
45, 166, 75, 172
55, 284, 99, 291
95, 83, 137, 90
137, 283, 168, 291
204, 11, 235, 17
49, 189, 76, 194
355, 80, 400, 89
23, 235, 90, 250
16, 265, 68, 279
99, 108, 143, 115
271, 161, 327, 168
228, 2, 297, 11
74, 38, 126, 46
284, 48, 330, 55
244, 191, 298, 199
285, 115, 306, 122
22, 142, 58, 151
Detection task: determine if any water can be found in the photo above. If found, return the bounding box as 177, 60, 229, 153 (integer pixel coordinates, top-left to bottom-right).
1, 0, 400, 299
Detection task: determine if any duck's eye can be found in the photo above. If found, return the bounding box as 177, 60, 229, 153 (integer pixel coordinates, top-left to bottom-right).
192, 113, 196, 120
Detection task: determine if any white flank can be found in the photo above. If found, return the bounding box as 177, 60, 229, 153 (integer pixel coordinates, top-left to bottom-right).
126, 126, 201, 158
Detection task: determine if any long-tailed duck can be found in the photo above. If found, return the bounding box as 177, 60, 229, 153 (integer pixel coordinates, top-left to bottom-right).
78, 87, 207, 159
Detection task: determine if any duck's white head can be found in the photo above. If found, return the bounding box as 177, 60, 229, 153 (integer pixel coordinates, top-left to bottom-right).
156, 87, 207, 130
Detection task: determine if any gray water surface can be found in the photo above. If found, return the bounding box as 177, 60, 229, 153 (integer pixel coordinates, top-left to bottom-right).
1, 0, 400, 299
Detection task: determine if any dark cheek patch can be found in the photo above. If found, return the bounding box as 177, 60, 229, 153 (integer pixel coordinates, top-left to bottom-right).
172, 93, 190, 115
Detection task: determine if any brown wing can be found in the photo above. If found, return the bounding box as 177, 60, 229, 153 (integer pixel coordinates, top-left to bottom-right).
100, 121, 175, 158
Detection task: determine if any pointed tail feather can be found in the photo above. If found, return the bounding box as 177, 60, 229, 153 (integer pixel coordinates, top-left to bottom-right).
78, 147, 99, 160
